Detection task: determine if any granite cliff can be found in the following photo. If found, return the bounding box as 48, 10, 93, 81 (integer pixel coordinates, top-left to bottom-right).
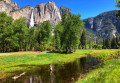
0, 0, 71, 26
1, 0, 120, 40
84, 10, 120, 40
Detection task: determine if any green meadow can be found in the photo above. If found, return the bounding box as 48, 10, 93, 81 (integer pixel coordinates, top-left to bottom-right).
76, 49, 120, 83
0, 50, 90, 78
0, 49, 120, 83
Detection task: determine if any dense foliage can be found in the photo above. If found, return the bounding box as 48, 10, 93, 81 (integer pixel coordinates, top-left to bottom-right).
54, 11, 84, 53
116, 0, 120, 17
0, 12, 29, 52
0, 12, 52, 52
102, 36, 120, 49
0, 12, 85, 53
1, 11, 120, 53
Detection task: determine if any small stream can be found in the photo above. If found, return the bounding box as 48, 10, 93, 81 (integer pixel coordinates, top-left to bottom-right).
0, 55, 100, 83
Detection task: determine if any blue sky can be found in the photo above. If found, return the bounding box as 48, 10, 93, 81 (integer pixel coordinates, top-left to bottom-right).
12, 0, 118, 19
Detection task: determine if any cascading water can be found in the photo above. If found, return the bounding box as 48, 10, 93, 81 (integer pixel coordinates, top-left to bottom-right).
29, 9, 34, 28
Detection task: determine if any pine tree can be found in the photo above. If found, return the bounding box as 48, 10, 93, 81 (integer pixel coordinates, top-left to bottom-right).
105, 39, 111, 49
116, 37, 119, 48
80, 29, 87, 49
89, 39, 92, 49
111, 37, 117, 49
102, 38, 106, 49
107, 39, 111, 49
117, 37, 120, 47
96, 38, 99, 48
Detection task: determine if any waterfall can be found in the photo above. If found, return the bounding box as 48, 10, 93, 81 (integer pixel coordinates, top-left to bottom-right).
52, 28, 54, 36
29, 9, 34, 28
112, 30, 116, 38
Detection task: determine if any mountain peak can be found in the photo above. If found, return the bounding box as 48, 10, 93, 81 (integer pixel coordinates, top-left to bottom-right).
3, 0, 11, 3
48, 1, 54, 3
0, 0, 71, 26
84, 10, 120, 39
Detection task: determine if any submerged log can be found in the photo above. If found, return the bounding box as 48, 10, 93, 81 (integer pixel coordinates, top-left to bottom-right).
12, 72, 26, 80
49, 64, 53, 71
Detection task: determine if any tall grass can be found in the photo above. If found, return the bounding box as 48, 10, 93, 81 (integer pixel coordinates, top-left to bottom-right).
76, 59, 120, 83
75, 49, 120, 83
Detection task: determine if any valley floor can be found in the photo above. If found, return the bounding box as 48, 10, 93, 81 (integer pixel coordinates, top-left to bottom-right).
0, 49, 120, 83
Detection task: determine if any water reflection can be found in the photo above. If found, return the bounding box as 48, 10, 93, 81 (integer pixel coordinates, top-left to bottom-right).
1, 55, 99, 83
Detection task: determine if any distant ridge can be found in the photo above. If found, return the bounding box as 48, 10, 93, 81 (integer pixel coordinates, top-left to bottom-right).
84, 10, 120, 40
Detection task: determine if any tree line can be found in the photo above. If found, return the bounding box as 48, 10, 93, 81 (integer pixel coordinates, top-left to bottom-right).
102, 36, 120, 49
1, 11, 119, 53
0, 12, 85, 53
54, 11, 84, 53
0, 12, 52, 52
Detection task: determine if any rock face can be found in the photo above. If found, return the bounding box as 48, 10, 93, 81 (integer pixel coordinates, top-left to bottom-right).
0, 0, 71, 26
0, 0, 33, 25
10, 6, 33, 26
4, 0, 19, 10
0, 0, 19, 14
59, 6, 72, 16
34, 1, 71, 26
34, 1, 61, 26
84, 10, 120, 39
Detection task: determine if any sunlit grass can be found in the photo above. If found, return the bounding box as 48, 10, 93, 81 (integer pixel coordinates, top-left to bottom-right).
75, 49, 120, 83
0, 50, 90, 77
76, 59, 120, 83
0, 49, 120, 80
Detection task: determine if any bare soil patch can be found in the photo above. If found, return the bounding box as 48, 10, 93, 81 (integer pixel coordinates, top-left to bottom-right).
0, 51, 46, 56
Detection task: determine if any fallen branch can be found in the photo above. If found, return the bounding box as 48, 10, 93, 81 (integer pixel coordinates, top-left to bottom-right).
12, 72, 26, 80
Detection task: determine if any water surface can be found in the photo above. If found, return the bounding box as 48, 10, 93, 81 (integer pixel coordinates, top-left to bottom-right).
0, 55, 99, 83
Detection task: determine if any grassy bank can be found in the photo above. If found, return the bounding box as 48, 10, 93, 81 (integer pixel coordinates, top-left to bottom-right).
0, 49, 120, 81
0, 50, 91, 78
76, 49, 120, 83
76, 59, 120, 83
